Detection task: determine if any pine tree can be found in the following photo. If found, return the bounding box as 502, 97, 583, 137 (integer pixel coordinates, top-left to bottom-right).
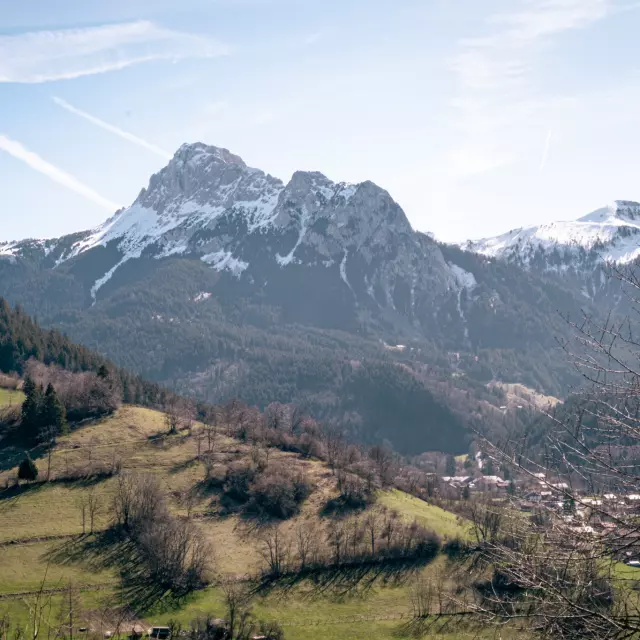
97, 365, 109, 380
482, 458, 495, 475
43, 383, 67, 435
18, 454, 38, 481
22, 374, 36, 398
445, 454, 457, 477
563, 493, 576, 515
21, 378, 43, 438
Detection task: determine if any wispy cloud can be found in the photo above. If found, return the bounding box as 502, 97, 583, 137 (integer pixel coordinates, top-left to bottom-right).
539, 129, 553, 173
448, 0, 612, 178
0, 21, 229, 84
0, 135, 119, 211
52, 97, 172, 159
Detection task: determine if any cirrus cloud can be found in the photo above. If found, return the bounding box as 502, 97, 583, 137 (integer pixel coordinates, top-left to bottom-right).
0, 134, 120, 211
0, 20, 230, 84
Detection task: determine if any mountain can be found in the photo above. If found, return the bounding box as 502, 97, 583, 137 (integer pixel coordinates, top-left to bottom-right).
2, 142, 458, 335
0, 143, 598, 452
461, 200, 640, 303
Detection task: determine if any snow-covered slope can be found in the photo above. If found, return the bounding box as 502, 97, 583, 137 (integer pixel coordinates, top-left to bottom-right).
463, 201, 640, 270
24, 142, 465, 320
1, 141, 598, 374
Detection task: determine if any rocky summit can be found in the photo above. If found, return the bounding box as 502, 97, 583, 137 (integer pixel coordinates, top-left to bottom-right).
0, 142, 610, 423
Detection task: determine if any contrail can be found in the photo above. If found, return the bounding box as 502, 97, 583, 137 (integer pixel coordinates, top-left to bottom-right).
539, 129, 552, 173
0, 134, 120, 211
53, 96, 172, 160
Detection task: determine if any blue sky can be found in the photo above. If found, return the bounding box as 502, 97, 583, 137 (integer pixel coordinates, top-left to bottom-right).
1, 0, 639, 242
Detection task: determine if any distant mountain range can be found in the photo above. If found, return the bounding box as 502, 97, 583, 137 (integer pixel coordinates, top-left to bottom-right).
461, 199, 640, 307
463, 200, 640, 268
0, 143, 633, 453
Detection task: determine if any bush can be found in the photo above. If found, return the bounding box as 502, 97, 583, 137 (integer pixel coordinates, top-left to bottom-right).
223, 460, 258, 504
339, 472, 375, 509
411, 526, 442, 560
249, 465, 313, 519
18, 454, 38, 481
443, 536, 469, 560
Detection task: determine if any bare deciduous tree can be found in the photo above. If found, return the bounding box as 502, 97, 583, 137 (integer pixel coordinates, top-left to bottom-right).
258, 526, 291, 578
453, 265, 640, 639
294, 521, 315, 570
87, 487, 100, 534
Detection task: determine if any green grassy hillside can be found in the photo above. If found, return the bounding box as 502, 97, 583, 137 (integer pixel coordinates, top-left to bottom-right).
0, 406, 520, 640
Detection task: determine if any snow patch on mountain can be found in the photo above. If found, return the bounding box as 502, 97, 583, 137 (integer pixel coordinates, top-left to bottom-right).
0, 242, 18, 262
201, 250, 248, 276
449, 263, 477, 290
464, 201, 640, 267
91, 257, 129, 302
276, 204, 311, 266
340, 250, 353, 291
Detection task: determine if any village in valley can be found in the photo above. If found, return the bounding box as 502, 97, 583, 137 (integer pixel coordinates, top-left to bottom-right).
435, 451, 640, 564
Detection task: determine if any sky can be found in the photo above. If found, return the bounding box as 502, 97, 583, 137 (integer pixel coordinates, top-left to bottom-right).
1, 0, 639, 243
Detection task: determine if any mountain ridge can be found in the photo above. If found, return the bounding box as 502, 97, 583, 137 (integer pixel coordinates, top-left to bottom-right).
0, 141, 612, 452
462, 200, 640, 269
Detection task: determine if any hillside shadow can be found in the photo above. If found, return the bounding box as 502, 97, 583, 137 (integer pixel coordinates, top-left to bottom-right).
0, 481, 45, 502
44, 528, 194, 612
0, 472, 113, 501
168, 457, 199, 475
395, 613, 478, 638
51, 473, 114, 488
253, 555, 437, 599
0, 442, 48, 473
319, 496, 369, 519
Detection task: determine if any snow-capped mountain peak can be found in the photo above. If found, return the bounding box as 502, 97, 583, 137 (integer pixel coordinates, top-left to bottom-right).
29, 141, 456, 311
463, 200, 640, 269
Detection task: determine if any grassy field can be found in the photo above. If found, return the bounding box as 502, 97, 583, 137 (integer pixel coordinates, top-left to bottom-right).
379, 489, 470, 539
0, 387, 24, 408
0, 406, 519, 640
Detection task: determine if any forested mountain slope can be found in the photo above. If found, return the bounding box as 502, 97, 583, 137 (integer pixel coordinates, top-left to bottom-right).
0, 143, 598, 453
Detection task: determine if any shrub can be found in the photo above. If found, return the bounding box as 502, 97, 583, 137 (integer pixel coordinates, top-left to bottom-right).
298, 433, 324, 458
338, 472, 375, 509
411, 527, 442, 560
443, 536, 469, 560
223, 460, 258, 504
249, 465, 313, 519
18, 454, 38, 481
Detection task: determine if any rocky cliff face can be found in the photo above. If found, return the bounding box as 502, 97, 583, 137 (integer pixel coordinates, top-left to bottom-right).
0, 142, 598, 395
2, 143, 469, 335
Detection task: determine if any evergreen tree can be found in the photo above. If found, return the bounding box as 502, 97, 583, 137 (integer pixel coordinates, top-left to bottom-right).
563, 493, 576, 515
507, 480, 516, 496
97, 365, 109, 380
22, 374, 36, 398
43, 383, 67, 435
18, 454, 38, 481
21, 378, 43, 438
445, 454, 457, 477
482, 458, 495, 475
462, 485, 470, 500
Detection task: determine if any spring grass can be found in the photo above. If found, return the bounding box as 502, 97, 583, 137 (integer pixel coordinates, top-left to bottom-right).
0, 388, 24, 408
0, 406, 501, 640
